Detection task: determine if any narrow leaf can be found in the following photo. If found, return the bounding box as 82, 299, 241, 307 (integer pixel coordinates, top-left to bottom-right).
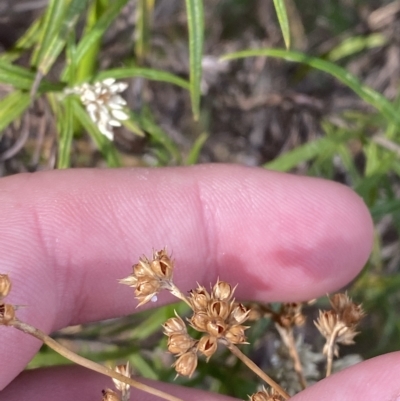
37, 0, 90, 75
272, 0, 291, 49
185, 132, 208, 165
135, 0, 155, 63
62, 0, 130, 81
57, 96, 74, 169
96, 67, 189, 90
0, 91, 31, 134
184, 0, 204, 120
222, 48, 400, 126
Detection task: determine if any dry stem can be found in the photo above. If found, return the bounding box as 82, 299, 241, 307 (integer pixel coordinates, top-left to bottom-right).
325, 325, 342, 377
9, 319, 183, 401
223, 341, 290, 400
275, 324, 307, 390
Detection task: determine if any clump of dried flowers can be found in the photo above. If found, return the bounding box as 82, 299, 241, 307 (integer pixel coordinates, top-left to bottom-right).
0, 249, 366, 401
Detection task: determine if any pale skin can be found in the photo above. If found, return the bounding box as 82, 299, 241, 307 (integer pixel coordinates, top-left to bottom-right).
0, 164, 397, 401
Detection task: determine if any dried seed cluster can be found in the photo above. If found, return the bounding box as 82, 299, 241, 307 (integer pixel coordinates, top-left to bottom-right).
314, 293, 365, 357
121, 250, 251, 378
102, 362, 131, 401
249, 387, 286, 401
0, 274, 15, 325
120, 249, 174, 306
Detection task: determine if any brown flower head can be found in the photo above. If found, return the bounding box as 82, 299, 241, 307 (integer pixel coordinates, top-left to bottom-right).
167, 333, 196, 355
173, 351, 198, 378
120, 249, 174, 307
197, 335, 218, 360
0, 303, 15, 325
112, 362, 131, 396
0, 274, 11, 300
102, 389, 121, 401
250, 387, 286, 401
182, 279, 251, 371
315, 293, 365, 357
275, 302, 305, 329
163, 313, 187, 336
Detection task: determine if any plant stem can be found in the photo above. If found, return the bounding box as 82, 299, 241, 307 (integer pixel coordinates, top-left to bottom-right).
224, 341, 290, 400
275, 324, 307, 389
325, 326, 341, 377
9, 319, 183, 401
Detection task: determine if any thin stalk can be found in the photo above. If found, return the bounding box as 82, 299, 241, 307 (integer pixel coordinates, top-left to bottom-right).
325, 325, 342, 377
9, 319, 183, 401
275, 324, 307, 389
224, 341, 290, 400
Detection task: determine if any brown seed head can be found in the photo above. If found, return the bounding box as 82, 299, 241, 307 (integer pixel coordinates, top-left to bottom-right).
151, 249, 173, 280
190, 312, 209, 332
112, 362, 131, 394
0, 303, 16, 325
134, 277, 161, 306
0, 274, 11, 300
189, 285, 210, 311
173, 351, 198, 377
230, 303, 250, 325
163, 314, 187, 336
102, 389, 121, 401
250, 387, 285, 401
276, 302, 305, 328
225, 324, 248, 344
208, 300, 231, 320
212, 280, 234, 301
206, 318, 226, 337
167, 333, 196, 355
120, 249, 175, 307
197, 335, 218, 360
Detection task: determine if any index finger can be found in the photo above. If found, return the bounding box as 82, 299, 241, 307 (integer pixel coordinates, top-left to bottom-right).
0, 165, 373, 390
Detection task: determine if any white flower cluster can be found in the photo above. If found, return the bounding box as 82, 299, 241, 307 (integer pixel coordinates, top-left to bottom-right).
65, 78, 129, 140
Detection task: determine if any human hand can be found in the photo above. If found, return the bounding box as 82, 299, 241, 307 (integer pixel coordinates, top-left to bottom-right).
1, 164, 392, 401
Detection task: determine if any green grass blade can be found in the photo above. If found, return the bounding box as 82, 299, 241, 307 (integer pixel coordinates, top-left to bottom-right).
31, 0, 67, 67
136, 110, 182, 164
0, 91, 31, 134
264, 137, 332, 171
72, 100, 121, 167
36, 0, 90, 76
272, 0, 291, 49
62, 0, 130, 81
135, 0, 155, 63
222, 48, 400, 127
185, 131, 208, 165
57, 96, 74, 169
0, 60, 61, 92
96, 67, 189, 89
328, 33, 387, 62
184, 0, 204, 120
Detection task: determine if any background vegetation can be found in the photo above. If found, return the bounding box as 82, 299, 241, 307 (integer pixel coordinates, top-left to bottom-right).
0, 0, 400, 398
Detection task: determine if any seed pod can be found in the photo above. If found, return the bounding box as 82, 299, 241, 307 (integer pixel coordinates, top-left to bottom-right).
190, 312, 209, 332
230, 303, 250, 325
0, 274, 11, 300
163, 314, 187, 335
151, 250, 173, 279
212, 280, 233, 301
197, 335, 218, 360
225, 324, 247, 344
167, 333, 195, 355
102, 389, 121, 401
173, 351, 198, 377
208, 300, 231, 320
206, 318, 226, 337
0, 303, 16, 325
